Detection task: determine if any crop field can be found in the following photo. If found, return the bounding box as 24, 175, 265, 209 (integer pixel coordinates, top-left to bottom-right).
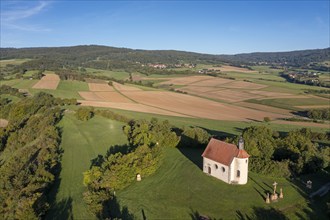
212, 65, 257, 73
0, 78, 39, 89
79, 91, 133, 103
88, 83, 114, 91
249, 97, 330, 111
32, 73, 60, 90
117, 90, 288, 121
85, 68, 130, 80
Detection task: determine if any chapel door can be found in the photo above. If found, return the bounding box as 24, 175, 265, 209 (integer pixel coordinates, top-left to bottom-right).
208, 166, 211, 174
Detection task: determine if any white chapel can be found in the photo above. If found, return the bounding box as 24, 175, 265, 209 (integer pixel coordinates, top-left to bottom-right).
201, 137, 250, 185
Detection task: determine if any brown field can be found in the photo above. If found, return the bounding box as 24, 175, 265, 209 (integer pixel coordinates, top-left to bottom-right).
237, 102, 292, 115
220, 81, 267, 89
158, 76, 213, 85
120, 91, 288, 121
0, 119, 8, 128
189, 78, 234, 87
78, 100, 188, 117
84, 78, 108, 83
113, 82, 142, 91
79, 91, 132, 103
212, 65, 257, 73
32, 74, 60, 90
180, 86, 223, 93
88, 83, 114, 91
202, 89, 264, 103
295, 105, 330, 109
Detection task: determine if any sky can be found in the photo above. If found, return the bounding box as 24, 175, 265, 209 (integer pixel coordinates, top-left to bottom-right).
0, 0, 329, 54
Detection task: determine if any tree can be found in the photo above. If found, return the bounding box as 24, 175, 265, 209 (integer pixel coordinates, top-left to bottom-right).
76, 108, 94, 121
241, 126, 276, 160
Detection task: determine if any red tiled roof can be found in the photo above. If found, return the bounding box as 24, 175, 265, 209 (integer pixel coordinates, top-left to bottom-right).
237, 149, 250, 159
201, 138, 249, 166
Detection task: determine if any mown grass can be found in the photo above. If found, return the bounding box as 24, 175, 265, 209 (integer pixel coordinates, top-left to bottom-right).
44, 106, 328, 220
117, 147, 327, 219
46, 113, 127, 220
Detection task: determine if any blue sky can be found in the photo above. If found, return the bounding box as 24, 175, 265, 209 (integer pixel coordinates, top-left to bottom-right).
0, 1, 329, 54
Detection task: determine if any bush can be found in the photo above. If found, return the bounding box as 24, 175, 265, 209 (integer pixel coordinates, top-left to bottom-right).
76, 108, 94, 121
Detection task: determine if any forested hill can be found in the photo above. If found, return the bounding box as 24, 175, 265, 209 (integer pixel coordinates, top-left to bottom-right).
219, 48, 330, 66
0, 45, 329, 67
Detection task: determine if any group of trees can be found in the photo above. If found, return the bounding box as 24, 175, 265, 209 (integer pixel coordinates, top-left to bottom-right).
239, 126, 329, 177
306, 108, 330, 121
0, 92, 66, 219
83, 118, 180, 218
0, 85, 25, 98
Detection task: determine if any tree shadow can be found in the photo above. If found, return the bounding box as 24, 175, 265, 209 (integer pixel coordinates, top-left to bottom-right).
197, 127, 236, 140
106, 144, 131, 157
249, 206, 289, 220
45, 165, 74, 219
107, 196, 136, 219
46, 197, 73, 220
189, 208, 221, 220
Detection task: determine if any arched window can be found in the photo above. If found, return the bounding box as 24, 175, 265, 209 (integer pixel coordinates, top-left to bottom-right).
246, 159, 248, 163
222, 167, 225, 172
237, 170, 240, 177
214, 164, 218, 169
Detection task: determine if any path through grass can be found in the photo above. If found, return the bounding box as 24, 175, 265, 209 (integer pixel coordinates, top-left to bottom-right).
46, 113, 127, 219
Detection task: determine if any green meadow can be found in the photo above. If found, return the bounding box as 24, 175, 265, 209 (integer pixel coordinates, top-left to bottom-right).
46, 114, 127, 220
44, 112, 329, 219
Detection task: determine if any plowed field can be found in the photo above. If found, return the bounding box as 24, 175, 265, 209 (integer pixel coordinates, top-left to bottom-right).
32, 74, 60, 90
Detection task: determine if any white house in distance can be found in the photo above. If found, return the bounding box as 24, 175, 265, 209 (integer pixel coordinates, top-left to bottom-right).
202, 137, 250, 185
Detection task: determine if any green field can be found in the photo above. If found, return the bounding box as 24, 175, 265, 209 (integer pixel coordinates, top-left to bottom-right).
248, 97, 330, 111
46, 114, 127, 219
0, 79, 38, 89
86, 68, 130, 80
44, 112, 329, 220
0, 58, 31, 66
29, 80, 89, 99
117, 148, 327, 219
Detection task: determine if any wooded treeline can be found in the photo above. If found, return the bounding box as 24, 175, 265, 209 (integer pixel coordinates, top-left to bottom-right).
0, 92, 76, 219
1, 45, 329, 68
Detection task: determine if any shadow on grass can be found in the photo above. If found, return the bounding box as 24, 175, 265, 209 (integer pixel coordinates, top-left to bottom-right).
178, 147, 204, 169
236, 207, 288, 220
107, 196, 136, 220
45, 163, 74, 220
46, 197, 73, 220
189, 208, 221, 220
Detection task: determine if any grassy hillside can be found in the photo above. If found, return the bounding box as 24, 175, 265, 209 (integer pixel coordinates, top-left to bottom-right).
44, 111, 329, 220
46, 113, 127, 219
117, 147, 327, 219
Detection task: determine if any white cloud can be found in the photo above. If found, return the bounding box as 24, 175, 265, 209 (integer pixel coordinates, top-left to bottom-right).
1, 1, 51, 32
